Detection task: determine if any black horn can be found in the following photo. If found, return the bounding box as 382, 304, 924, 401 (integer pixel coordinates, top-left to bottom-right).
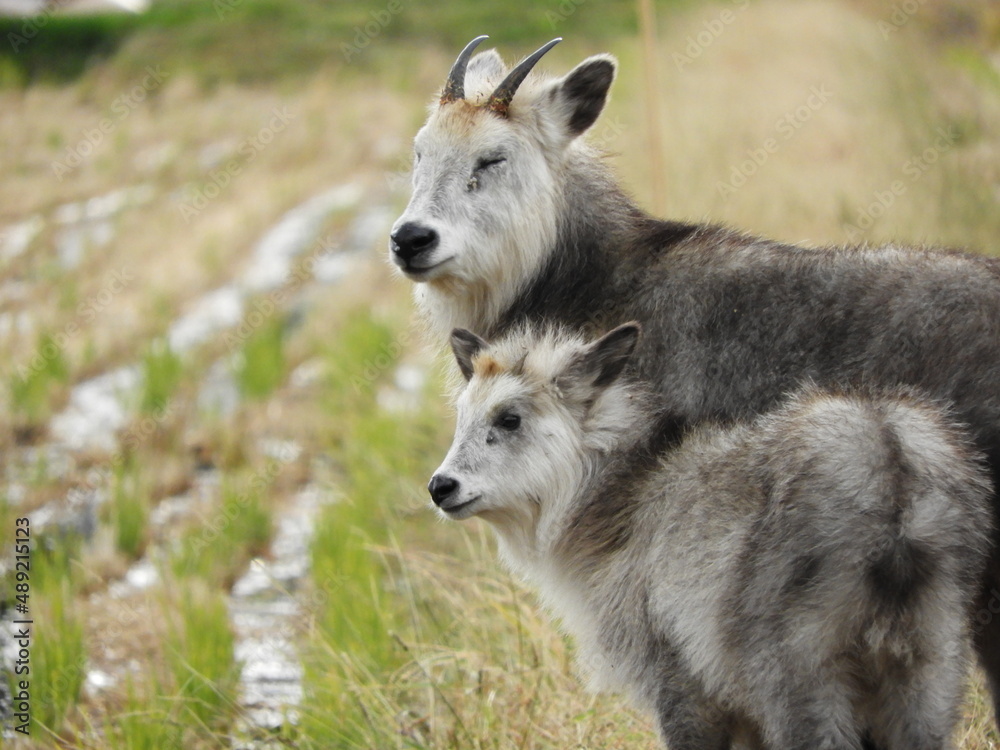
440, 35, 490, 104
486, 37, 562, 117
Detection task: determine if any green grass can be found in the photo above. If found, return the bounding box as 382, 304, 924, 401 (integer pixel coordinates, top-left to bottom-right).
20, 528, 88, 738
301, 308, 455, 746
170, 471, 274, 589
164, 582, 239, 736
32, 530, 83, 596
139, 339, 182, 416
100, 582, 238, 748
0, 0, 664, 87
108, 459, 149, 561
0, 494, 11, 552
105, 676, 184, 750
32, 580, 87, 737
234, 311, 286, 401
9, 330, 70, 433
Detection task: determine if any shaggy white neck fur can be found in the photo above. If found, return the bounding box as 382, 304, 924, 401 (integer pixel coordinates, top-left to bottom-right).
488, 379, 651, 674
416, 214, 559, 336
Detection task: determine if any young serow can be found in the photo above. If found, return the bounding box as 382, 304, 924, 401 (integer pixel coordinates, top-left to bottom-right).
431, 322, 992, 750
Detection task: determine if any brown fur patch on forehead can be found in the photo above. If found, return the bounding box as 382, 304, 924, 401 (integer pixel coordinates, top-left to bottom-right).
470, 325, 581, 388
473, 354, 505, 378
433, 100, 493, 136
472, 347, 533, 379
435, 69, 548, 127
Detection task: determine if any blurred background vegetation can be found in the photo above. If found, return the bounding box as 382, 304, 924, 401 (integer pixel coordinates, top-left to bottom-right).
1, 0, 999, 748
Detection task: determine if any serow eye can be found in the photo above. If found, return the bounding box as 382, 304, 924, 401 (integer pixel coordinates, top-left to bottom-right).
468, 157, 505, 192
475, 156, 505, 172
495, 412, 521, 431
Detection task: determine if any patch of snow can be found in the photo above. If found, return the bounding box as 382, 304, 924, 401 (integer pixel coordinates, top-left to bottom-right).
11, 444, 76, 484
0, 281, 31, 304
197, 357, 241, 418
311, 249, 365, 285
85, 189, 129, 220
344, 204, 393, 254
85, 669, 115, 696
240, 183, 363, 294
4, 483, 25, 505
394, 363, 426, 394
54, 201, 85, 225
0, 215, 43, 261
149, 469, 220, 529
197, 140, 238, 170
289, 358, 324, 389
229, 484, 334, 739
133, 142, 178, 173
123, 559, 159, 590
257, 438, 301, 463
50, 187, 152, 270
56, 219, 114, 269
50, 365, 141, 451
378, 365, 427, 414
31, 486, 106, 538
168, 285, 244, 352
0, 310, 34, 339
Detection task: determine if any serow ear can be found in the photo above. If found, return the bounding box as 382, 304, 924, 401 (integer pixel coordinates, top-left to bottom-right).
546, 54, 616, 138
451, 328, 489, 381
558, 322, 640, 397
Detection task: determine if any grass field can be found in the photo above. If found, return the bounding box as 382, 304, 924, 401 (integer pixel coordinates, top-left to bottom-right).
2, 0, 1000, 747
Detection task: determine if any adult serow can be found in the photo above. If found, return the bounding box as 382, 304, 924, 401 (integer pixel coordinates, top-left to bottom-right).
389, 36, 1000, 720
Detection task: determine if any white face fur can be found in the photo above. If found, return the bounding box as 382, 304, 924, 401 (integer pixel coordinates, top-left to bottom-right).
434, 371, 581, 525
430, 324, 642, 558
396, 104, 559, 287
389, 46, 617, 334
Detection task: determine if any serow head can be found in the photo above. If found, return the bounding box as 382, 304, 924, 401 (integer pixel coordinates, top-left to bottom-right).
429, 322, 640, 524
389, 36, 617, 291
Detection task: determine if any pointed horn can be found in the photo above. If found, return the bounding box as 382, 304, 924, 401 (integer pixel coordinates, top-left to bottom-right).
486, 37, 562, 117
440, 35, 490, 104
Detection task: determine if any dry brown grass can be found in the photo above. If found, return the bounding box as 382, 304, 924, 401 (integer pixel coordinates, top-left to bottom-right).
610, 0, 1000, 252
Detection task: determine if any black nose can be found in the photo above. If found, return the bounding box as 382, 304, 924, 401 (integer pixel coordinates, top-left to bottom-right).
428, 474, 459, 506
391, 222, 439, 263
